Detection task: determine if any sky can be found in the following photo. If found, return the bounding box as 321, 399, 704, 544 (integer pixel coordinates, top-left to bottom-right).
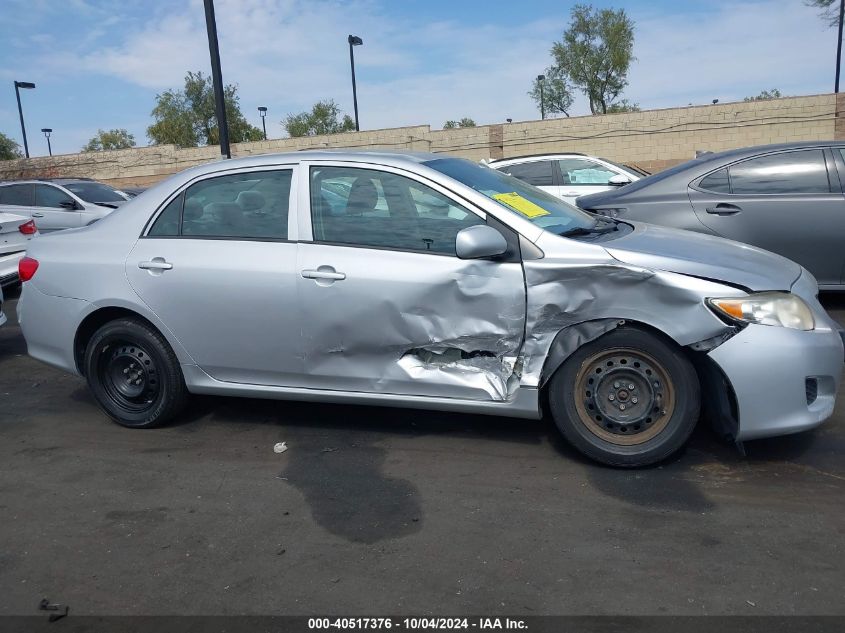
0, 0, 839, 156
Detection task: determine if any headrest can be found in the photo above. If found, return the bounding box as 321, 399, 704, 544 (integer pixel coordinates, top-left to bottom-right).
345, 178, 378, 216
236, 190, 265, 212
183, 198, 203, 220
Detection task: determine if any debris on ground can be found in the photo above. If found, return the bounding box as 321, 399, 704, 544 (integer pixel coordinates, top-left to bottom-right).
38, 598, 69, 622
273, 442, 288, 454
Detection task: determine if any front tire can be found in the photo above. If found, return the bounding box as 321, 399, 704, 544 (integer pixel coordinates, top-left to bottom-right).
548, 328, 700, 467
84, 318, 188, 428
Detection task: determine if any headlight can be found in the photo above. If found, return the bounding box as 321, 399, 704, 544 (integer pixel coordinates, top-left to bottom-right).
707, 292, 814, 331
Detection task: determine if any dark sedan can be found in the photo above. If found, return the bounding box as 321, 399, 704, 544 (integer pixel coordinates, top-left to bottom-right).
576, 142, 845, 290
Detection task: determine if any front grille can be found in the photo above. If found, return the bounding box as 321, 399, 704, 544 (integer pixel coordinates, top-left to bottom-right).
806, 378, 818, 406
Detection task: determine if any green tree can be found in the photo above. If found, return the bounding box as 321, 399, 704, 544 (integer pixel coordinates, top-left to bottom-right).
147, 71, 263, 147
606, 99, 640, 113
82, 128, 136, 152
0, 132, 22, 161
547, 4, 635, 115
443, 118, 476, 129
529, 67, 575, 117
805, 0, 840, 27
743, 89, 783, 102
283, 100, 356, 137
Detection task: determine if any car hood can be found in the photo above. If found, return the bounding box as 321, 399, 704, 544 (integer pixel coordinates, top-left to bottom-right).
604, 221, 802, 291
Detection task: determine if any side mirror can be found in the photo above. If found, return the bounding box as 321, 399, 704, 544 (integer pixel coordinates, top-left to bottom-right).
455, 225, 508, 260
608, 174, 631, 187
59, 200, 79, 210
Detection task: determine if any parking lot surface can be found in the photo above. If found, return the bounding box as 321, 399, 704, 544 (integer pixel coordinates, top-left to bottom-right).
1, 286, 844, 616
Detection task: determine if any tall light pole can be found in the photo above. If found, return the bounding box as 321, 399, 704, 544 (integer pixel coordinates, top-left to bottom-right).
537, 74, 545, 120
41, 128, 52, 156
203, 0, 231, 158
258, 106, 267, 140
348, 34, 363, 131
836, 0, 845, 92
14, 81, 36, 158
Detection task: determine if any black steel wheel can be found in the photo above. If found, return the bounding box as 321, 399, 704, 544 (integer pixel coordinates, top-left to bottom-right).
84, 318, 188, 428
548, 328, 700, 467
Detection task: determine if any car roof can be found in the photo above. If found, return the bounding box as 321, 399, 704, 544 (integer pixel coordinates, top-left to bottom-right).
0, 178, 96, 186
488, 153, 587, 164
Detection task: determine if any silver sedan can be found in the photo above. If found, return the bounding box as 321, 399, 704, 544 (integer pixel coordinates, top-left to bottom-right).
16, 151, 844, 466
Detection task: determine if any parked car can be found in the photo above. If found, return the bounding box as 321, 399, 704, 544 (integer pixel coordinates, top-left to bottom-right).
576, 141, 845, 290
0, 285, 6, 328
17, 151, 843, 466
488, 153, 642, 204
0, 212, 38, 287
0, 178, 127, 233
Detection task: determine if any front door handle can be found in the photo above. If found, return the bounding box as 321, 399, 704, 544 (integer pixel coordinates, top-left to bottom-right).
301, 268, 346, 281
563, 191, 581, 197
32, 213, 44, 218
706, 203, 742, 215
138, 258, 173, 271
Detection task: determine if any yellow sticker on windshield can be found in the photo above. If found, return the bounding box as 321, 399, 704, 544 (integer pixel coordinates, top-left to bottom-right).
492, 192, 550, 219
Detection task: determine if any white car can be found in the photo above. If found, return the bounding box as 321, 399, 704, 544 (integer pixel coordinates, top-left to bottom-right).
0, 179, 128, 233
488, 154, 643, 205
0, 211, 38, 286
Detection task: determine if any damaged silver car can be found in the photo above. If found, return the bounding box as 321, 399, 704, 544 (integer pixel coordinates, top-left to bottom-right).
16, 152, 844, 466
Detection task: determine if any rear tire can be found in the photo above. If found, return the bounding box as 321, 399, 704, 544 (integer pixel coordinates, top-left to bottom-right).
548, 328, 700, 467
84, 318, 188, 428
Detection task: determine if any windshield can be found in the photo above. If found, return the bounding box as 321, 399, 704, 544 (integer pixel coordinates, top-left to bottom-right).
63, 182, 126, 203
598, 157, 647, 178
424, 158, 596, 233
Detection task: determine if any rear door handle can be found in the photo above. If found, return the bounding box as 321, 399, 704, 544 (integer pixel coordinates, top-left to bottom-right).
32, 213, 44, 218
138, 259, 173, 271
301, 268, 346, 281
706, 204, 742, 215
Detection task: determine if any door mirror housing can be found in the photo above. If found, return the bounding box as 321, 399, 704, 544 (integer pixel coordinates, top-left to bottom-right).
608, 174, 632, 187
59, 200, 79, 210
455, 225, 508, 260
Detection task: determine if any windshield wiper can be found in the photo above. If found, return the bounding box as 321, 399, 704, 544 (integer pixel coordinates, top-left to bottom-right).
559, 219, 618, 237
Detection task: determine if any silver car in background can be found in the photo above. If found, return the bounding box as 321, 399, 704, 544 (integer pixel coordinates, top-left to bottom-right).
0, 211, 38, 287
0, 179, 127, 232
17, 151, 844, 466
577, 141, 845, 290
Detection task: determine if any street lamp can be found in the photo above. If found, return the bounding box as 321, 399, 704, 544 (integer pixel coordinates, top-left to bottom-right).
202, 0, 231, 159
41, 128, 52, 157
14, 80, 36, 158
537, 75, 546, 120
348, 34, 363, 132
258, 106, 268, 140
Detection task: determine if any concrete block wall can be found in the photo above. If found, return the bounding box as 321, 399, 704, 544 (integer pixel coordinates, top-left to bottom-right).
0, 94, 839, 188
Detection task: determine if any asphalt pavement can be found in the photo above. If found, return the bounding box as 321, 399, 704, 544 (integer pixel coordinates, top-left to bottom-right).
1, 285, 844, 616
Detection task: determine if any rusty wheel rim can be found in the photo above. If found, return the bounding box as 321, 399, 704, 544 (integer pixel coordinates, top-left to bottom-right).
573, 347, 676, 446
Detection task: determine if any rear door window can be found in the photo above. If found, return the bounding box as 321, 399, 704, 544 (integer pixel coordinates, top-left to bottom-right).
0, 183, 34, 206
495, 161, 556, 187
728, 150, 831, 194
147, 169, 293, 239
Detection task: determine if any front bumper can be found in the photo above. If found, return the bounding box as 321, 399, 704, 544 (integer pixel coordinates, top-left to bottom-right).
708, 321, 843, 441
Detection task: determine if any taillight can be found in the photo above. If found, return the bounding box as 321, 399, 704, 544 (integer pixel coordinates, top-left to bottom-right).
19, 220, 37, 235
19, 257, 39, 282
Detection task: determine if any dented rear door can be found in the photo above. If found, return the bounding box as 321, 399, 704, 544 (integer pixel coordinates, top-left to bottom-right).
296, 162, 527, 401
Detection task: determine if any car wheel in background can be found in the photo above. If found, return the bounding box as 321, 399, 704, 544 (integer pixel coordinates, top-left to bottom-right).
548, 328, 700, 467
84, 318, 188, 428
